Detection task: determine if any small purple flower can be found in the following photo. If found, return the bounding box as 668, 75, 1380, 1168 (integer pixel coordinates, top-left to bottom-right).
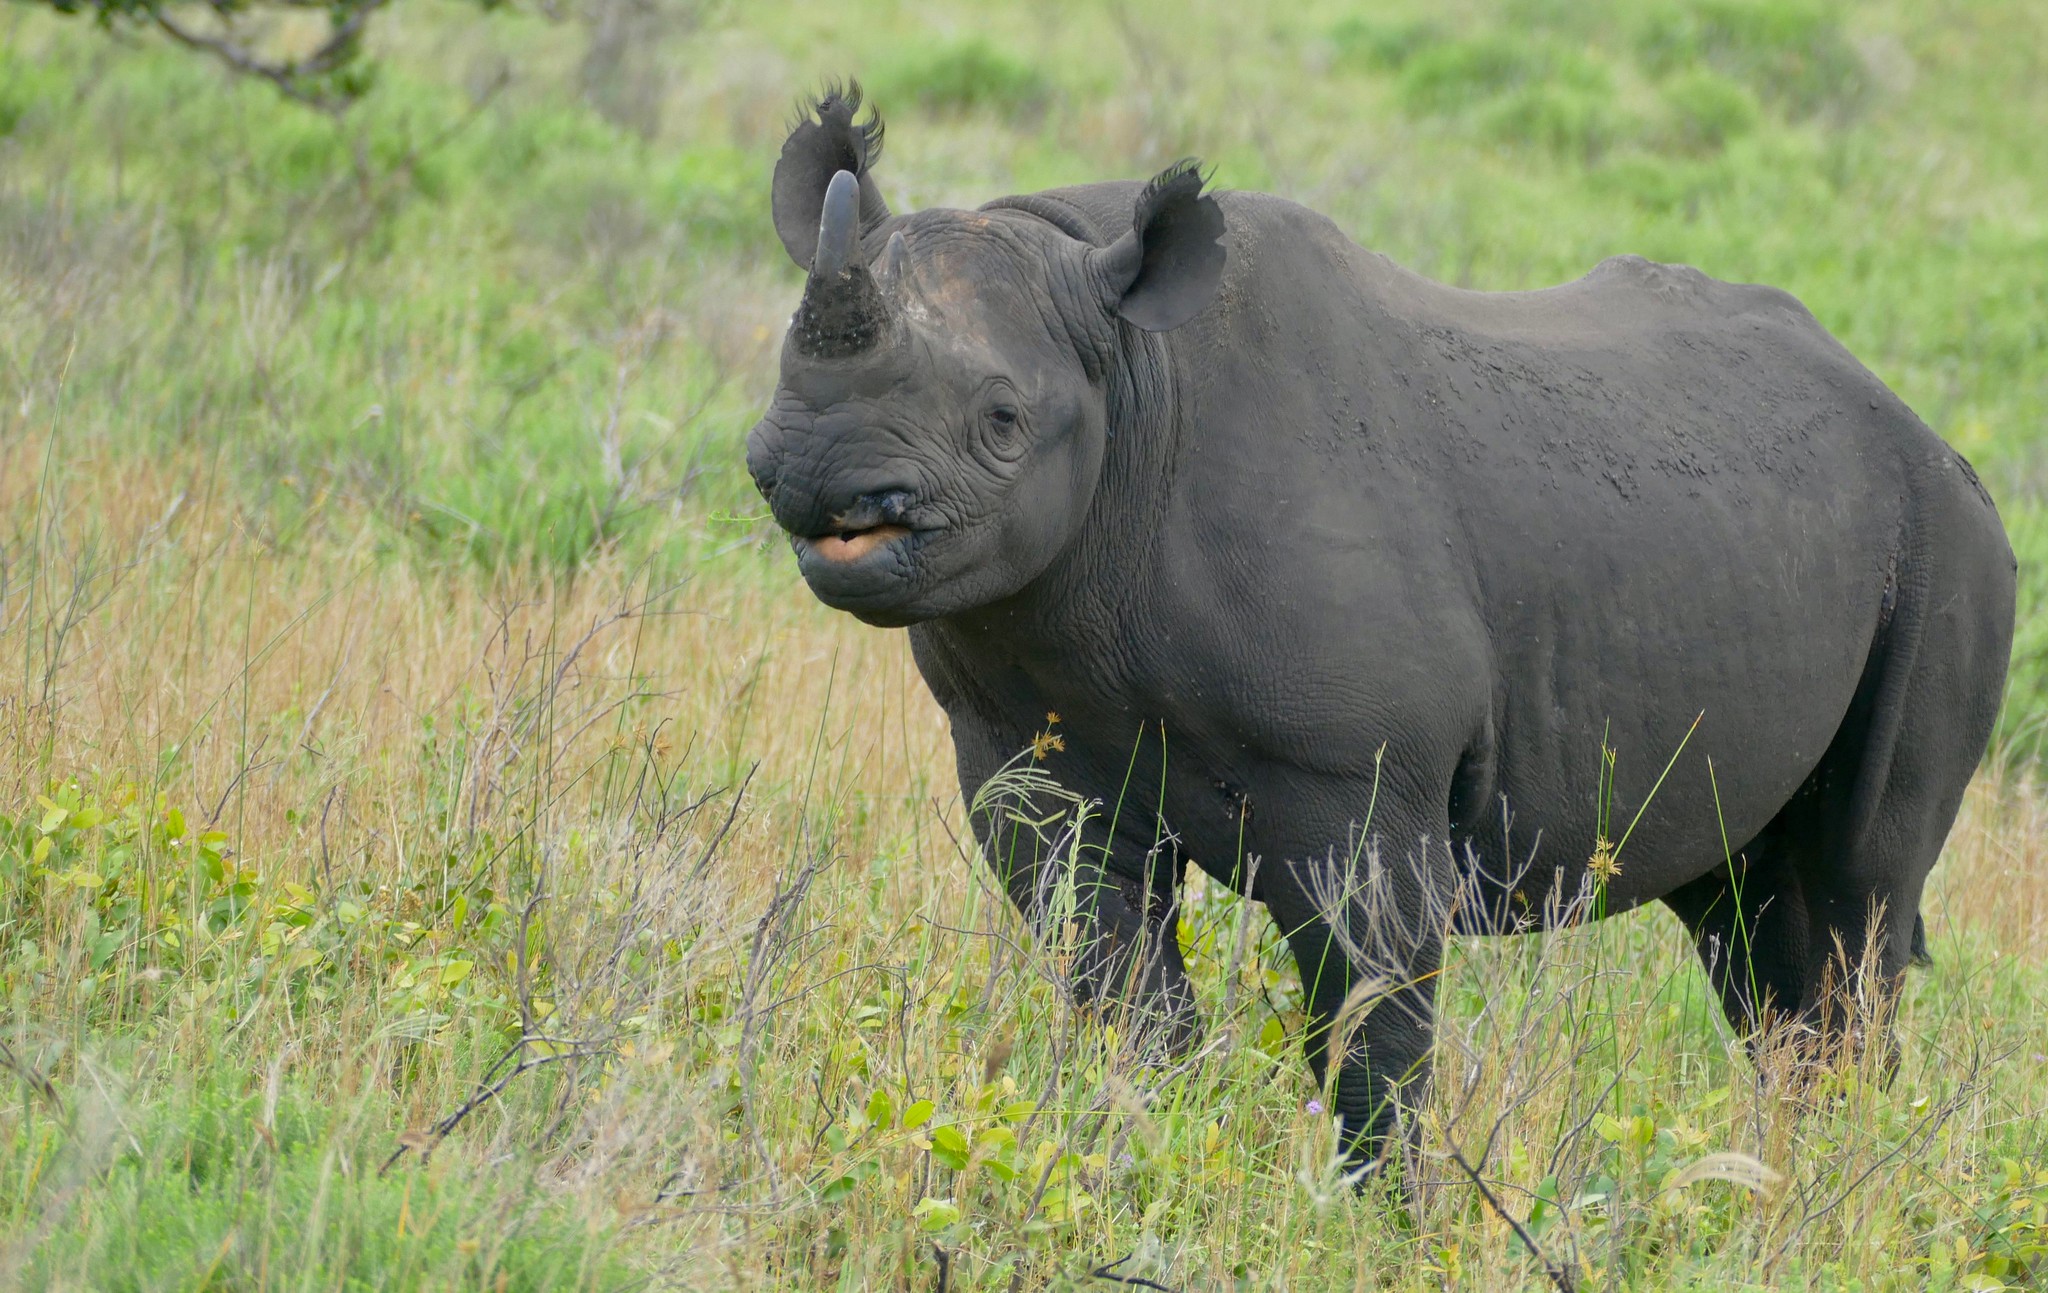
1305, 1099, 1325, 1116
1117, 1151, 1135, 1169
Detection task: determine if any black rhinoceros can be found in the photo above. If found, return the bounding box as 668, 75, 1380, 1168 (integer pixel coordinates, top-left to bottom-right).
744, 85, 2016, 1164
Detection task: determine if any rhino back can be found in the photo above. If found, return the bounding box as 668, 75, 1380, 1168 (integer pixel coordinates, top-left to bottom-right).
946, 180, 2000, 903
1120, 189, 1980, 900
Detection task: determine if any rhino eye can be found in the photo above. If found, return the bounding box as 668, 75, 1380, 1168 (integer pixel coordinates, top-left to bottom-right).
986, 405, 1019, 432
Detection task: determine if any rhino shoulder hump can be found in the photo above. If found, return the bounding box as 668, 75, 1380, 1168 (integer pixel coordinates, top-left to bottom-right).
1591, 254, 1821, 328
1589, 253, 1715, 301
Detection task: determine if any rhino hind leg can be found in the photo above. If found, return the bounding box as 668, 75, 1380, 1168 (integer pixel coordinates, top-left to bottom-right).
1666, 760, 1933, 1069
1784, 529, 2006, 1056
1662, 847, 1814, 1037
1673, 528, 2002, 1064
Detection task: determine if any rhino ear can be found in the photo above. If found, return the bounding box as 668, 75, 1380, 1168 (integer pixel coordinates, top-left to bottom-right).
1089, 160, 1227, 332
772, 80, 892, 268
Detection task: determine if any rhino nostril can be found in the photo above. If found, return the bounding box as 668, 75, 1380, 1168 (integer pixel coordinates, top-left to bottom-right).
863, 490, 915, 523
816, 489, 919, 536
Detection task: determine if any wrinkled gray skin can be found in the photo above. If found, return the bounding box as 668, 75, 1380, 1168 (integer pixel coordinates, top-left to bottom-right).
746, 88, 2017, 1167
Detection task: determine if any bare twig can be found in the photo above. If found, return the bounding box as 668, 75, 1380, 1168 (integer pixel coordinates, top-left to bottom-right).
151, 0, 391, 114
1090, 1253, 1178, 1290
0, 1038, 60, 1109
1445, 1145, 1577, 1293
203, 732, 274, 825
378, 1039, 607, 1176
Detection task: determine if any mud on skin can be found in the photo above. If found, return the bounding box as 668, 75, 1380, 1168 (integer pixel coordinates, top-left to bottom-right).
746, 81, 2018, 1170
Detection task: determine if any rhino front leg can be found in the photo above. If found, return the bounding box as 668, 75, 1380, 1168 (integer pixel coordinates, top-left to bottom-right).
973, 787, 1199, 1056
1263, 806, 1453, 1173
1069, 854, 1200, 1055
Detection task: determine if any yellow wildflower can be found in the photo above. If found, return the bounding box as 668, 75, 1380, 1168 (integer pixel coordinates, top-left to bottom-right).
1588, 836, 1621, 883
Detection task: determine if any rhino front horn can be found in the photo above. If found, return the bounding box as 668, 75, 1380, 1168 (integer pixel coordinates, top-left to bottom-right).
811, 169, 860, 276
793, 170, 891, 358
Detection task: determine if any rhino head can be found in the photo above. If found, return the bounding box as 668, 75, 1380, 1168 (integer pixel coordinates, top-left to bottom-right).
745, 84, 1227, 626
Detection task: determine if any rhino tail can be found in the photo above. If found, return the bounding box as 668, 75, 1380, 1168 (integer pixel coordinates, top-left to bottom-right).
1910, 911, 1933, 967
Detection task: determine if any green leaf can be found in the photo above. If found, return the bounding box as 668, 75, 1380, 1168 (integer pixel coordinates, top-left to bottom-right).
930, 1124, 970, 1170
37, 804, 67, 835
91, 926, 125, 970
820, 1173, 859, 1203
902, 1099, 935, 1131
911, 1197, 960, 1232
1256, 1015, 1287, 1054
865, 1088, 895, 1129
975, 1125, 1017, 1154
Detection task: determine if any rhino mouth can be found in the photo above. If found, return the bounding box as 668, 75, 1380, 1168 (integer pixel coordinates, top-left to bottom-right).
777, 490, 940, 622
790, 515, 934, 625
801, 522, 913, 564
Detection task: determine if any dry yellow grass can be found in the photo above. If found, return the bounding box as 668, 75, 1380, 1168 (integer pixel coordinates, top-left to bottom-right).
1, 434, 946, 860
1938, 775, 2048, 966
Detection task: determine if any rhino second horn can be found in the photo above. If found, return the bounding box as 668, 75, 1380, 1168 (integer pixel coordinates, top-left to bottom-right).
878, 230, 910, 294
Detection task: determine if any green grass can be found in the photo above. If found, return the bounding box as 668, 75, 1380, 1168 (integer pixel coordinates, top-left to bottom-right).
14, 1070, 633, 1289
2, 0, 2047, 1286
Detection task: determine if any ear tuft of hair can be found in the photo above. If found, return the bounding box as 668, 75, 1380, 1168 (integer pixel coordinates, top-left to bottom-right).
1132, 158, 1209, 234
1096, 156, 1226, 332
787, 79, 886, 173
773, 79, 893, 267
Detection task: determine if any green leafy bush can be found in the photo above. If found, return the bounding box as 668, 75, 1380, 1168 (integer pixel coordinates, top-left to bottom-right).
1399, 36, 1634, 161
881, 37, 1055, 122
1327, 15, 1444, 71
0, 780, 520, 1037
1658, 67, 1762, 153
1481, 80, 1634, 162
1997, 502, 2048, 755
1636, 0, 1867, 117
1397, 34, 1550, 116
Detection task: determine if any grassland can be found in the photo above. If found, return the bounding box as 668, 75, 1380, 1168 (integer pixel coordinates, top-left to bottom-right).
2, 0, 2046, 1286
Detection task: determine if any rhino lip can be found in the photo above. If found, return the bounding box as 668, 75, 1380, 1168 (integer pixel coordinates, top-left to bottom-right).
789, 510, 932, 623
801, 523, 914, 564
794, 489, 925, 566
